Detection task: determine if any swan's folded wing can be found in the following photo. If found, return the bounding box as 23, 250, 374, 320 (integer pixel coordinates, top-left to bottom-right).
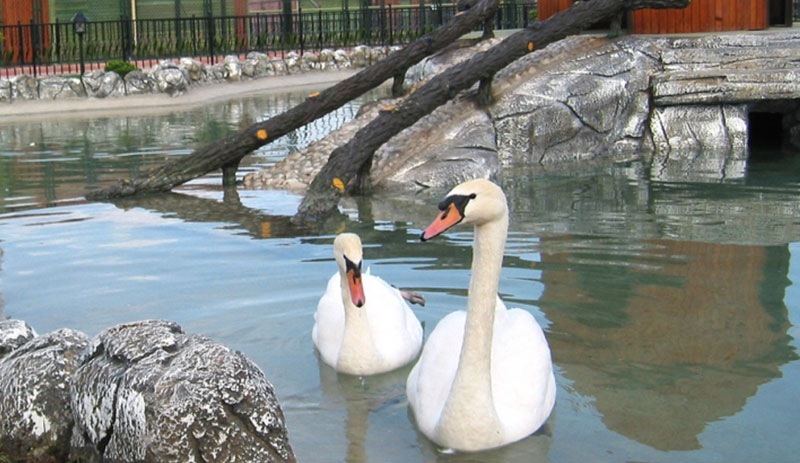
407, 310, 466, 436
491, 306, 556, 439
362, 273, 424, 365
313, 273, 346, 367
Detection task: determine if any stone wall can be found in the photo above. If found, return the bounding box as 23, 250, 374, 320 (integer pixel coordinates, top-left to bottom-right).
0, 46, 397, 103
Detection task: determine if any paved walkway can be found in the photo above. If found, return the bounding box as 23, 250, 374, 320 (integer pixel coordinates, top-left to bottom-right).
0, 69, 359, 123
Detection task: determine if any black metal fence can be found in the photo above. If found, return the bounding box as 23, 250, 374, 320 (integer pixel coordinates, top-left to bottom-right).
3, 1, 800, 79
0, 2, 532, 78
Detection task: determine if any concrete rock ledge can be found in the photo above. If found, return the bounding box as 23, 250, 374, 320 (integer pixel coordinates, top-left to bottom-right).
0, 318, 295, 463
0, 46, 399, 104
244, 31, 800, 193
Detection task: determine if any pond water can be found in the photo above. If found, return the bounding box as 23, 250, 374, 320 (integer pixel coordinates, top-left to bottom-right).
1, 87, 799, 463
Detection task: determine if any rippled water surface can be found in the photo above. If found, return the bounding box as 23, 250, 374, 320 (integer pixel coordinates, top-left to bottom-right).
1, 87, 799, 463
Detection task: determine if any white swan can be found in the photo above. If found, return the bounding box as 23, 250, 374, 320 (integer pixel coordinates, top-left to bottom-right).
313, 233, 424, 376
406, 179, 556, 452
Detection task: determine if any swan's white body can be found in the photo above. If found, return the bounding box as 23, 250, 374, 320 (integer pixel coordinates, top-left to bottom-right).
313, 233, 423, 376
406, 179, 556, 452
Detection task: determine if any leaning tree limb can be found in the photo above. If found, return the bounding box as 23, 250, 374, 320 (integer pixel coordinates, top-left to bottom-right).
85, 0, 501, 200
293, 0, 690, 223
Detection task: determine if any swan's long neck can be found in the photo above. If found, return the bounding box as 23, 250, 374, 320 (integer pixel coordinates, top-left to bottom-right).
336, 275, 379, 374
436, 214, 508, 449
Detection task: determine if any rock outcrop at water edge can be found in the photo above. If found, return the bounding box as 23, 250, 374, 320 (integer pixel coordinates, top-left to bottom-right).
0, 326, 90, 461
0, 318, 296, 463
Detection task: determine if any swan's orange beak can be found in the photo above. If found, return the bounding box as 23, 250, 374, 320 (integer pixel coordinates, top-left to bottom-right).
421, 202, 463, 241
347, 262, 366, 307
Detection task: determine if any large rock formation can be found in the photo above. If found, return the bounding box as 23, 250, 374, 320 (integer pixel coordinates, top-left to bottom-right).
244, 31, 800, 192
0, 319, 296, 463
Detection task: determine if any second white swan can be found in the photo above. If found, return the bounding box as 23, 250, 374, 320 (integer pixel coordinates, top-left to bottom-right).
313, 233, 424, 376
406, 179, 556, 452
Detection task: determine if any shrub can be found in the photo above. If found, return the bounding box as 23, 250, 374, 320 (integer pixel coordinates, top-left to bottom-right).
104, 59, 139, 77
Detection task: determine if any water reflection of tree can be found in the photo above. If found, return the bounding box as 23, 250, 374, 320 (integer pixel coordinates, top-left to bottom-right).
541, 239, 797, 450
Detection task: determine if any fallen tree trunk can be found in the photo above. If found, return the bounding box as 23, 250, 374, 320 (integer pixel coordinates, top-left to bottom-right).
85, 0, 501, 200
293, 0, 690, 223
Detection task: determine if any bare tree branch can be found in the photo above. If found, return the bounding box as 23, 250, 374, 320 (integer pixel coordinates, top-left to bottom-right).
85, 0, 501, 200
293, 0, 690, 223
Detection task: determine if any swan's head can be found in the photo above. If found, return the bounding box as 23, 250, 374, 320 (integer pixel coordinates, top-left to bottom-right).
421, 179, 507, 241
333, 233, 366, 307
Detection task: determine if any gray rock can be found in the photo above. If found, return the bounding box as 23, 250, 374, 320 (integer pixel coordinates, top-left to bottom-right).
69, 319, 295, 463
0, 328, 90, 461
179, 57, 207, 83
268, 58, 287, 76
152, 63, 191, 97
406, 37, 501, 84
222, 55, 243, 81
373, 96, 499, 189
36, 76, 86, 100
284, 51, 303, 74
490, 36, 659, 165
83, 70, 126, 99
11, 74, 39, 100
124, 69, 156, 95
650, 104, 749, 159
242, 55, 264, 78
208, 62, 230, 81
332, 49, 350, 68
0, 77, 11, 102
0, 318, 37, 359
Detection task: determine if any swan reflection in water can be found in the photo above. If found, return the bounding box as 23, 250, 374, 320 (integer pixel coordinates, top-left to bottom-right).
315, 360, 553, 463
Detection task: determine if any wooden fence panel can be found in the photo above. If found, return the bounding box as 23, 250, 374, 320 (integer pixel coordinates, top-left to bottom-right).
630, 0, 768, 33
539, 0, 774, 33
1, 0, 49, 63
538, 0, 573, 20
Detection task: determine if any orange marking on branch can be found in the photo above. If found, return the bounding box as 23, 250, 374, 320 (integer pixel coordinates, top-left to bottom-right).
260, 221, 272, 238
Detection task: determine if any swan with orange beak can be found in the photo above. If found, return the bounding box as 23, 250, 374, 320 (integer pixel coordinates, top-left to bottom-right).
313, 233, 424, 376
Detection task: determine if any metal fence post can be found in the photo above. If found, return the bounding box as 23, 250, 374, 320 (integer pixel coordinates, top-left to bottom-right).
360, 0, 371, 46
16, 21, 24, 69
31, 18, 39, 78
419, 0, 426, 36
379, 0, 386, 46
299, 5, 304, 55
121, 15, 133, 61
282, 0, 293, 46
